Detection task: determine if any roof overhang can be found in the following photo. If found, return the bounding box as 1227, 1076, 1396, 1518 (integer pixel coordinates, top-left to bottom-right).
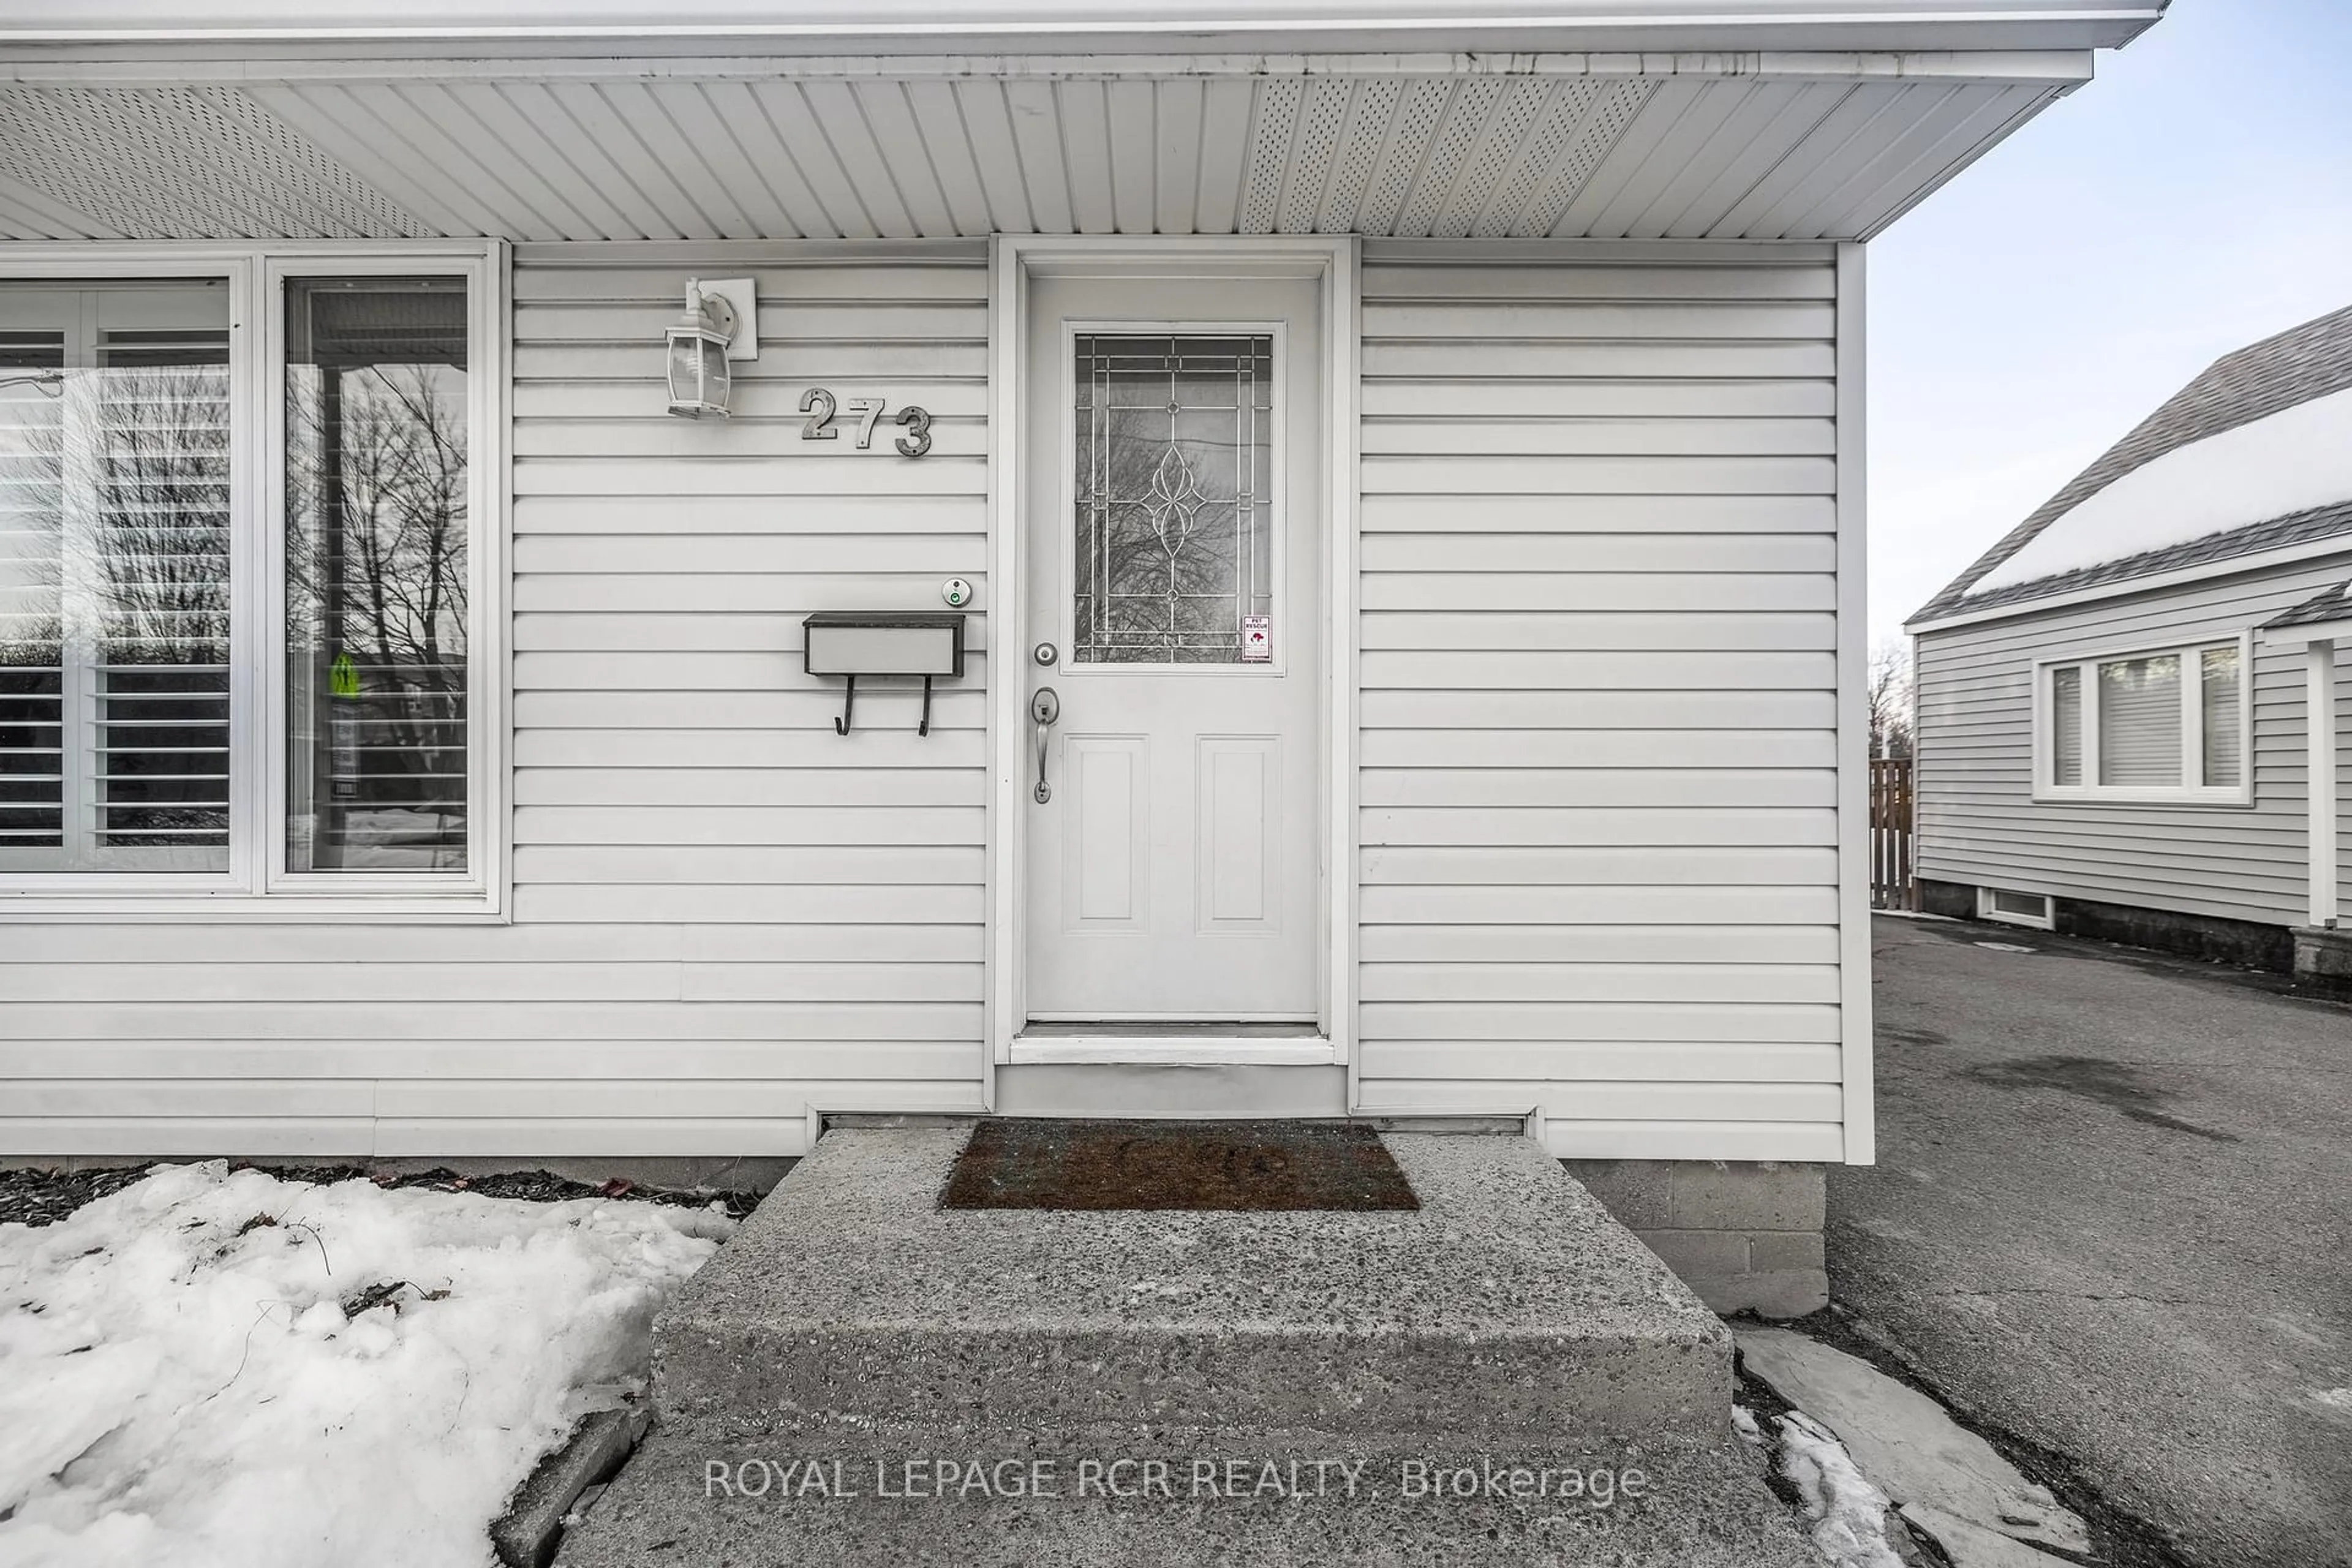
1910, 535, 2352, 636
2260, 620, 2352, 646
0, 2, 2172, 59
0, 47, 2099, 244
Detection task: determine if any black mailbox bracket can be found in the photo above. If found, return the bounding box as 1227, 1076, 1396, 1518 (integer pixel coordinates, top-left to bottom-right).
802, 612, 967, 737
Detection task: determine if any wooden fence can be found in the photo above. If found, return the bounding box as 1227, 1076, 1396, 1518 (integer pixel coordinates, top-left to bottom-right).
1869, 758, 1916, 910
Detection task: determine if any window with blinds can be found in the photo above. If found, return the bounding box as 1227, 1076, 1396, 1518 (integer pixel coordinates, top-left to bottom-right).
0, 282, 231, 872
2201, 646, 2242, 788
2098, 655, 2180, 786
2043, 639, 2247, 799
2049, 666, 2083, 786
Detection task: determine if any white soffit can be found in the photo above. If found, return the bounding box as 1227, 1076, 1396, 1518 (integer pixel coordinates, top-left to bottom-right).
0, 59, 2086, 243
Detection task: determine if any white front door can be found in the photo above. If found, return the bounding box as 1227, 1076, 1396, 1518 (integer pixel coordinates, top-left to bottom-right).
1021, 272, 1323, 1024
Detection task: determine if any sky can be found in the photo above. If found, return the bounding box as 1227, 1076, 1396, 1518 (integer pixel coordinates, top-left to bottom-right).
1867, 0, 2352, 645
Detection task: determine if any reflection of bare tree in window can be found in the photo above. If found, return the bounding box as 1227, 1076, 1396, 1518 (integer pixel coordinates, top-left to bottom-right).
285, 336, 469, 870
1075, 336, 1272, 665
89, 353, 232, 847
2, 331, 232, 860
0, 352, 66, 852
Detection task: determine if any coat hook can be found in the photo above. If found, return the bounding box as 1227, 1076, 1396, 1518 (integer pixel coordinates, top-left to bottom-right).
834, 674, 856, 736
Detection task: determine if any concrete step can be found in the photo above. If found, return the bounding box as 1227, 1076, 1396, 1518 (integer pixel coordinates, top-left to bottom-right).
652, 1127, 1732, 1449
559, 1125, 1798, 1566
559, 1424, 1822, 1568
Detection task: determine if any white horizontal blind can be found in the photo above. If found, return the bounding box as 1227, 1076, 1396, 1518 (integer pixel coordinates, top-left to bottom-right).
2049, 665, 2082, 786
2097, 654, 2180, 787
0, 284, 231, 872
92, 320, 232, 857
0, 326, 66, 854
2200, 645, 2241, 788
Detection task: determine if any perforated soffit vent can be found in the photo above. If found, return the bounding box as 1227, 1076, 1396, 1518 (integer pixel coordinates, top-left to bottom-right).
0, 86, 431, 240
1241, 75, 1657, 238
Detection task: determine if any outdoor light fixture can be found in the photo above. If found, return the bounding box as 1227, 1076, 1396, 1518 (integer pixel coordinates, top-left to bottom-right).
665, 277, 737, 419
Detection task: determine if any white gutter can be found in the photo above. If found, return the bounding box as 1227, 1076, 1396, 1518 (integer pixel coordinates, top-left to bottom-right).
0, 48, 2101, 87
0, 2, 2172, 58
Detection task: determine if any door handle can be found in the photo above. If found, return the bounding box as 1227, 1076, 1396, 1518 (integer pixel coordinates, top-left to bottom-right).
1030, 687, 1060, 803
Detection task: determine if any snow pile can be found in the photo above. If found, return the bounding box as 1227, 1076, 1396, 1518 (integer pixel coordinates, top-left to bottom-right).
0, 1161, 731, 1568
1972, 383, 2352, 594
1774, 1409, 1909, 1568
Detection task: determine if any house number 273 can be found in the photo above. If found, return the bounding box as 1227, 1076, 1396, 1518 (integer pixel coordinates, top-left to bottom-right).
799, 388, 932, 457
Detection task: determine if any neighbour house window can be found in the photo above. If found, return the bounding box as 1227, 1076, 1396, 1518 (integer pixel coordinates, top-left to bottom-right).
0, 251, 497, 908
2040, 640, 2248, 800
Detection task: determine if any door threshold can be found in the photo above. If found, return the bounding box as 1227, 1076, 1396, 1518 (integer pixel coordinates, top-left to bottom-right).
1009, 1027, 1337, 1066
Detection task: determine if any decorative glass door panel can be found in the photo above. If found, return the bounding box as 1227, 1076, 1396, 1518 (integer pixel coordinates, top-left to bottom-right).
1072, 333, 1274, 666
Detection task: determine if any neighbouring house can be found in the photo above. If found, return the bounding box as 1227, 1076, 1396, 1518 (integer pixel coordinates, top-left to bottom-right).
0, 1, 2164, 1316
1907, 303, 2352, 993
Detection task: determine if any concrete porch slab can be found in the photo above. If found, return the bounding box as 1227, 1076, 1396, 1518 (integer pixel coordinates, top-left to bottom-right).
557, 1126, 1812, 1566
654, 1126, 1731, 1447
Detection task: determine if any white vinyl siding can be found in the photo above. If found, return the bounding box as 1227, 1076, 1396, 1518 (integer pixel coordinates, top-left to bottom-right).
2, 238, 1874, 1164
1352, 243, 1850, 1164
0, 243, 990, 1158
1918, 559, 2352, 929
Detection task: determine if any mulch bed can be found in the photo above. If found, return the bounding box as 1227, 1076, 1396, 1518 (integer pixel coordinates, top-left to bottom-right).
940, 1118, 1420, 1212
0, 1162, 762, 1230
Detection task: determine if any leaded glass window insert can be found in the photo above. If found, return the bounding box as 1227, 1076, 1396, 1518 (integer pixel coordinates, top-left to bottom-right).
1073, 333, 1274, 665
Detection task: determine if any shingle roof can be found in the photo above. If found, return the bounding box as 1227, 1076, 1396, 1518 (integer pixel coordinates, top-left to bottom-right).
2261, 577, 2352, 631
1912, 303, 2352, 624
1941, 500, 2352, 617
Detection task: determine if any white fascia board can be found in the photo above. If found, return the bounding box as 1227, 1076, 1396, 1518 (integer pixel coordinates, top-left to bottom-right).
0, 2, 2169, 59
0, 47, 2100, 88
2258, 618, 2352, 647
1906, 535, 2352, 636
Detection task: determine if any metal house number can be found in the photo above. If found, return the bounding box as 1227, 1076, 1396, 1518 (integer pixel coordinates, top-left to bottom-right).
799, 387, 932, 457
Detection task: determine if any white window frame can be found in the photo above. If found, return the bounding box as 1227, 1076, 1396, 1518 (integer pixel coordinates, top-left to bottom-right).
0, 240, 509, 921
1977, 886, 2056, 930
2032, 631, 2254, 806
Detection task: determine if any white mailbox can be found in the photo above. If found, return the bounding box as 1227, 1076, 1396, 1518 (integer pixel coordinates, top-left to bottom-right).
803, 611, 967, 735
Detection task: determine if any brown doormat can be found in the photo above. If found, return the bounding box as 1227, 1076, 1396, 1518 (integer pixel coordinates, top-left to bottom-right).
938, 1119, 1420, 1212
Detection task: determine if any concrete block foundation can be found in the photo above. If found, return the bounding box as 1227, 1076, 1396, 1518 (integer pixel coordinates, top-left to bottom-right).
1564, 1159, 1830, 1320
2292, 925, 2352, 999
1918, 879, 2299, 971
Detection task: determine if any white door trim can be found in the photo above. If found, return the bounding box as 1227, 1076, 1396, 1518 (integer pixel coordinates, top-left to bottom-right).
984, 235, 1359, 1099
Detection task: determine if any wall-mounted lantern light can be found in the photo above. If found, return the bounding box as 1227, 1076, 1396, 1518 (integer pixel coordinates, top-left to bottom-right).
666, 277, 737, 419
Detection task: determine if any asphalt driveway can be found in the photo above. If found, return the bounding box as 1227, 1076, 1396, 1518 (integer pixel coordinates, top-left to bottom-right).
1833, 916, 2352, 1568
